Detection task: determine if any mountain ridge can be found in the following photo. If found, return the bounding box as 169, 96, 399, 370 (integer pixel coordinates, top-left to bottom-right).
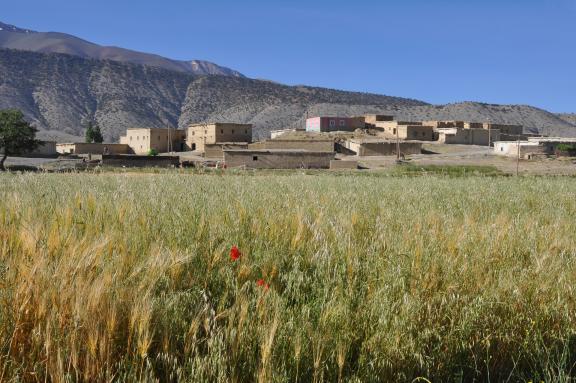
1, 48, 574, 142
0, 21, 244, 77
0, 48, 431, 141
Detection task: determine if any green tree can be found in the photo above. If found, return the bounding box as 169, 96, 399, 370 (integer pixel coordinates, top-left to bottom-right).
92, 124, 104, 143
85, 122, 95, 143
0, 109, 40, 171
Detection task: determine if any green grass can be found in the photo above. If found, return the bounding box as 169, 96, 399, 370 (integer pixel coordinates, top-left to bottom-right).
1, 172, 576, 382
391, 164, 507, 177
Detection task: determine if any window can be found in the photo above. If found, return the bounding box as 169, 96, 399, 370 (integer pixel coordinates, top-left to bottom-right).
245, 130, 248, 134
221, 129, 224, 134
232, 130, 235, 134
130, 136, 132, 141
340, 120, 345, 126
422, 132, 426, 137
137, 136, 140, 140
192, 131, 195, 136
393, 128, 397, 135
330, 120, 336, 127
253, 156, 258, 161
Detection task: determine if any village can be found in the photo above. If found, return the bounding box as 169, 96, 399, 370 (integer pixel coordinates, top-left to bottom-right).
20, 114, 576, 172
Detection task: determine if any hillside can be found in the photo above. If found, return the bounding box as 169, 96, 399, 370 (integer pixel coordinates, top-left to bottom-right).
558, 113, 576, 126
0, 21, 243, 77
0, 48, 574, 142
0, 48, 427, 141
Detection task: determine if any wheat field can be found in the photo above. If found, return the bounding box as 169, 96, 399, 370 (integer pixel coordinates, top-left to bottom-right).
1, 172, 576, 382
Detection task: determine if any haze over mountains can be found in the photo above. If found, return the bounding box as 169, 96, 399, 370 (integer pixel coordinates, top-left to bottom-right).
0, 21, 574, 142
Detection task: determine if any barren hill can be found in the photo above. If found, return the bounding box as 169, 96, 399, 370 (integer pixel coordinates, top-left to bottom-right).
0, 21, 243, 77
0, 49, 426, 141
0, 48, 574, 142
558, 114, 576, 126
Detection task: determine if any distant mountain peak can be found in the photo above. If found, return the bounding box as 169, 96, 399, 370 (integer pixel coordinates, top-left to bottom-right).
0, 21, 244, 77
0, 21, 35, 34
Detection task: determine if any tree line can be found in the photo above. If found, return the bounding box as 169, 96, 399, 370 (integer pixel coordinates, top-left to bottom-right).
0, 108, 104, 171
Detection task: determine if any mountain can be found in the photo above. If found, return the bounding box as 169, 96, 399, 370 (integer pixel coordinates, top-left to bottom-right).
0, 21, 244, 77
0, 48, 428, 141
1, 48, 574, 142
558, 114, 576, 126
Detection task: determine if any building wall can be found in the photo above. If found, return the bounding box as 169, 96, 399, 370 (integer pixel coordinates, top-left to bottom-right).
422, 121, 465, 129
101, 155, 180, 168
330, 160, 358, 169
204, 143, 249, 158
248, 140, 334, 152
345, 141, 422, 156
493, 142, 545, 157
364, 115, 395, 125
186, 123, 252, 152
485, 123, 523, 135
306, 117, 365, 132
439, 128, 501, 146
56, 143, 130, 155
376, 123, 434, 141
120, 128, 185, 154
224, 150, 335, 169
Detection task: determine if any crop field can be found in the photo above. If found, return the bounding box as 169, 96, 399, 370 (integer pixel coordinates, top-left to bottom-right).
1, 172, 576, 382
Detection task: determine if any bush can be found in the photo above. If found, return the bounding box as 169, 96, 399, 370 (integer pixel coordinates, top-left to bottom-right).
148, 148, 158, 156
556, 144, 576, 152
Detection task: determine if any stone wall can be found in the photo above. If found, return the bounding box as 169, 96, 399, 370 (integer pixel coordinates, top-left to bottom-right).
205, 143, 249, 158
57, 143, 130, 155
248, 140, 334, 152
101, 155, 180, 168
224, 150, 334, 169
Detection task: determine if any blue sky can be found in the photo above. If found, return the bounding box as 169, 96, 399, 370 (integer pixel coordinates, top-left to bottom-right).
4, 0, 576, 112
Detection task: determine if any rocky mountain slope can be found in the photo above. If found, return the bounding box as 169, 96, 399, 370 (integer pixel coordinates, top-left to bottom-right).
0, 48, 427, 141
0, 48, 574, 142
0, 21, 243, 77
558, 114, 576, 126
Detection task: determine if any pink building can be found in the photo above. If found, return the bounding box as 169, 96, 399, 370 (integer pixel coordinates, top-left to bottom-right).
306, 117, 365, 132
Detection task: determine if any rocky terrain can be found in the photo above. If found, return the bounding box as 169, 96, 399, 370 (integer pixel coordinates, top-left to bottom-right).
0, 48, 427, 141
558, 114, 576, 126
0, 21, 243, 77
0, 48, 574, 142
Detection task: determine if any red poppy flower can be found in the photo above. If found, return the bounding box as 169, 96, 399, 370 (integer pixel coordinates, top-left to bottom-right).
257, 279, 270, 290
230, 246, 241, 261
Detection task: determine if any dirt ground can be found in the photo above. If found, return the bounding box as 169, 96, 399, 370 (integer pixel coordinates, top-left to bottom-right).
339, 143, 576, 176
6, 144, 576, 176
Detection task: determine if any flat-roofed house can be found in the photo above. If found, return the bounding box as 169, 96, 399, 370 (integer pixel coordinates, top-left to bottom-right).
484, 123, 523, 135
364, 115, 395, 125
436, 128, 501, 146
374, 121, 434, 141
119, 128, 186, 154
343, 138, 422, 156
186, 123, 252, 153
306, 117, 365, 133
422, 121, 465, 130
